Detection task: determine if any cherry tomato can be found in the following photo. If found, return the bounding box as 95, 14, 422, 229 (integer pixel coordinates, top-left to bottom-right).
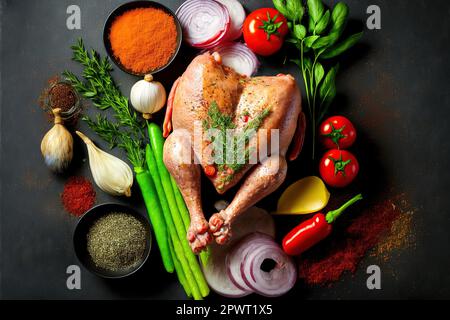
319, 116, 357, 149
319, 150, 359, 188
204, 165, 217, 177
243, 8, 289, 56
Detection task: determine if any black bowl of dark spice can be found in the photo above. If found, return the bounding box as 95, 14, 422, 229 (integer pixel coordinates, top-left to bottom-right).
73, 203, 152, 279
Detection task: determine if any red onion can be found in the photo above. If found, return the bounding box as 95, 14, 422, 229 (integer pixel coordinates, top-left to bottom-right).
226, 233, 275, 292
210, 42, 260, 76
176, 0, 230, 49
241, 242, 297, 297
215, 0, 246, 41
201, 207, 275, 298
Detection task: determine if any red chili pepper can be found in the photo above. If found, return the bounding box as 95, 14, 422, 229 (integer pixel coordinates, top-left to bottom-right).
204, 165, 217, 177
282, 194, 363, 256
243, 115, 249, 123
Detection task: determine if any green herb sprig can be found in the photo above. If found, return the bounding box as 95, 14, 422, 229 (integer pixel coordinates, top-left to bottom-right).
273, 0, 363, 158
63, 39, 146, 168
203, 102, 270, 177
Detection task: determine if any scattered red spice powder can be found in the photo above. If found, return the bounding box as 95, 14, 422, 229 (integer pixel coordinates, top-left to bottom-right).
298, 194, 409, 286
61, 177, 96, 216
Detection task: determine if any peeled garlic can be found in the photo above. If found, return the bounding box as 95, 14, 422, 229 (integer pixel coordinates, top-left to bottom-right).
40, 108, 73, 172
76, 131, 133, 197
130, 74, 166, 120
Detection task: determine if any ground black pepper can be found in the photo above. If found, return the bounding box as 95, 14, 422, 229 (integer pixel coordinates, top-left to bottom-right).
87, 212, 147, 272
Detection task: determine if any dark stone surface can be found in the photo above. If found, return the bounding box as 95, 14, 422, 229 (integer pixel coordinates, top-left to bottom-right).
1, 0, 450, 299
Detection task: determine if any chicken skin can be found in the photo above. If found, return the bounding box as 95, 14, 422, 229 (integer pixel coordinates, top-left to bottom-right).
163, 52, 305, 253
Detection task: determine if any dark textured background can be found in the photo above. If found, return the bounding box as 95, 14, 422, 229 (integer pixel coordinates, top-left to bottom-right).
1, 0, 450, 299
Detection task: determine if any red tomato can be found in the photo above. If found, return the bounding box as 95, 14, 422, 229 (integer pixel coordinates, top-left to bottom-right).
319, 150, 359, 188
243, 8, 289, 56
204, 165, 217, 177
319, 116, 357, 149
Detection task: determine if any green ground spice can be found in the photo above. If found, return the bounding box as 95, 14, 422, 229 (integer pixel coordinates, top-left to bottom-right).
87, 212, 147, 272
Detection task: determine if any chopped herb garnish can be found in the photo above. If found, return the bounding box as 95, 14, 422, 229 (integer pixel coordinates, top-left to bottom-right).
202, 101, 270, 181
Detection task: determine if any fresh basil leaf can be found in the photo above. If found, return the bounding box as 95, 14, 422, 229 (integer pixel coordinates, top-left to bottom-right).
285, 37, 299, 44
273, 0, 289, 18
273, 0, 303, 22
322, 32, 363, 59
314, 62, 325, 87
319, 84, 336, 122
304, 35, 320, 48
307, 0, 325, 23
319, 64, 339, 109
308, 16, 316, 33
294, 24, 307, 40
330, 2, 349, 36
287, 0, 304, 22
311, 31, 339, 49
314, 10, 330, 34
304, 57, 313, 72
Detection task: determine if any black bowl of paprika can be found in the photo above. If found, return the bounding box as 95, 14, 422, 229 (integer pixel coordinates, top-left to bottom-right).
73, 203, 152, 279
103, 1, 183, 76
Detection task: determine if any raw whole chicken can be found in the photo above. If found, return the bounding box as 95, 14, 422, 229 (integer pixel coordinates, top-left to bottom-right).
163, 52, 306, 253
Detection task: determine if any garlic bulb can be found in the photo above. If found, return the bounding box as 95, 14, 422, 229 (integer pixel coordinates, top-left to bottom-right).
40, 108, 73, 172
130, 74, 166, 119
76, 131, 133, 197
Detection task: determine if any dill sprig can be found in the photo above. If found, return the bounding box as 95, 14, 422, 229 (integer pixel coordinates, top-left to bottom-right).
63, 39, 145, 168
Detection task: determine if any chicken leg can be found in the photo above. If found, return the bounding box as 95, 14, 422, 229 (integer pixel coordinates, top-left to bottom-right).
163, 130, 212, 253
209, 154, 287, 244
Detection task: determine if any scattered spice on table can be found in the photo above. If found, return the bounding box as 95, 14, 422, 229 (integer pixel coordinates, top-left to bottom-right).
298, 194, 415, 286
373, 206, 416, 262
61, 176, 96, 216
87, 212, 147, 272
109, 7, 178, 73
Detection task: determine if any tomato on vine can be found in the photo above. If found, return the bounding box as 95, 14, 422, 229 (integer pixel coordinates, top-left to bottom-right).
243, 8, 289, 57
319, 149, 359, 188
319, 116, 357, 149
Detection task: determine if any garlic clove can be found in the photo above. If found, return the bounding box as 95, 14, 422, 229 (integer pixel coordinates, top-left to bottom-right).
40, 108, 74, 172
76, 131, 133, 197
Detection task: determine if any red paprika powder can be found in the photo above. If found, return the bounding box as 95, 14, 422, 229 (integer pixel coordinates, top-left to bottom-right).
298, 194, 410, 285
61, 176, 96, 216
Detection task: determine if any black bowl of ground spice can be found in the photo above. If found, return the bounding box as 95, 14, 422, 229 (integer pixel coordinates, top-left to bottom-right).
73, 203, 152, 279
103, 1, 183, 76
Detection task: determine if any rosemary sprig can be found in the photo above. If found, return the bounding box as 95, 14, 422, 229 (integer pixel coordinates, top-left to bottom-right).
63, 39, 145, 168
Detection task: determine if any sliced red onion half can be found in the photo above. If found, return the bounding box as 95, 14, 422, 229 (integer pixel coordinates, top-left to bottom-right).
226, 233, 276, 292
176, 0, 230, 49
201, 208, 275, 298
201, 247, 251, 298
240, 243, 297, 297
210, 42, 260, 76
215, 0, 246, 41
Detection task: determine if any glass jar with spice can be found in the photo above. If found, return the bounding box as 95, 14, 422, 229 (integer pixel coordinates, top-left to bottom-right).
41, 80, 82, 122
